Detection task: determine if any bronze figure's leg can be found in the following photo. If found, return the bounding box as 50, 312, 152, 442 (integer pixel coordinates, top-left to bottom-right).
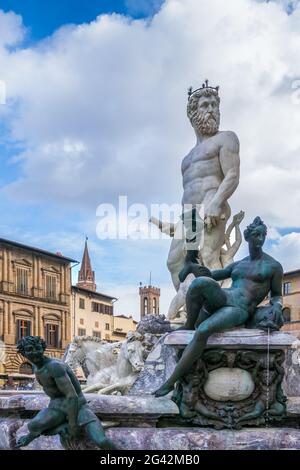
85, 420, 118, 449
154, 278, 248, 397
28, 408, 66, 435
183, 276, 227, 329
16, 408, 66, 448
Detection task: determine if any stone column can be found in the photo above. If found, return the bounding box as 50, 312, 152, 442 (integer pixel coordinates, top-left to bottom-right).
38, 307, 44, 337
8, 302, 13, 334
37, 257, 42, 293
66, 311, 71, 342
0, 309, 3, 337
4, 301, 15, 344
2, 249, 6, 291
32, 256, 38, 297
7, 250, 11, 292
34, 305, 38, 336
3, 301, 8, 336
61, 311, 65, 342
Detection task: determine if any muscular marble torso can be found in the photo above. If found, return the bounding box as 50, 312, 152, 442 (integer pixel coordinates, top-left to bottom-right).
181, 131, 237, 211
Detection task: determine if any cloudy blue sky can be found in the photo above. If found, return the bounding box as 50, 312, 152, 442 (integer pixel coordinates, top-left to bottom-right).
0, 0, 300, 319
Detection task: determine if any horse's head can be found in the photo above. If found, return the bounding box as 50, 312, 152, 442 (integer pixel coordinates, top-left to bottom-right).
123, 331, 145, 372
63, 340, 82, 370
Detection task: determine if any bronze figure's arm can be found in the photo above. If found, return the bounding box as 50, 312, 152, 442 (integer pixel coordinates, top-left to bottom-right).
211, 262, 235, 282
52, 363, 79, 438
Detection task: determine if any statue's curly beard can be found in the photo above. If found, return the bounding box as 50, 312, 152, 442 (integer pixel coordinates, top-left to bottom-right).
194, 110, 220, 136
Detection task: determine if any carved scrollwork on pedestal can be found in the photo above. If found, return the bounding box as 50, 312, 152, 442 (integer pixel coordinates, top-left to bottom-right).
172, 348, 287, 429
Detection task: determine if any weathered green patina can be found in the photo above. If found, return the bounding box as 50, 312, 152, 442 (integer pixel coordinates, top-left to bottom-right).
154, 217, 284, 398
15, 335, 117, 449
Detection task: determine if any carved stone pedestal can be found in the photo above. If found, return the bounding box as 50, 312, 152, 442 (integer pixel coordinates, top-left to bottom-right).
164, 329, 295, 429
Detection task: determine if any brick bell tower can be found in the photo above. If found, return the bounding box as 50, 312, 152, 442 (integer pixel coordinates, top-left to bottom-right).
77, 237, 97, 292
139, 282, 160, 318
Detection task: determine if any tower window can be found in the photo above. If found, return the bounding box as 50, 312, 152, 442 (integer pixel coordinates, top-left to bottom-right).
79, 298, 85, 309
144, 297, 148, 315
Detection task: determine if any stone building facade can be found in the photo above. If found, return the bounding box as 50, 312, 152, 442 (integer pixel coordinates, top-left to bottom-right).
281, 269, 300, 337
72, 285, 116, 341
110, 315, 138, 341
0, 238, 76, 375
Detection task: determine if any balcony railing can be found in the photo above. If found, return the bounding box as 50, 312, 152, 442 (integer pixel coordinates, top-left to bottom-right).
0, 282, 68, 305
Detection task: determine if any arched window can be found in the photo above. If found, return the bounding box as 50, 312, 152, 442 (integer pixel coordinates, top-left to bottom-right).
153, 297, 157, 314
144, 297, 148, 315
19, 362, 33, 375
282, 307, 291, 323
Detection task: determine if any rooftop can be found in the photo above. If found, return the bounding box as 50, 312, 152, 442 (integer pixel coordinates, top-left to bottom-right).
284, 269, 300, 277
0, 237, 78, 263
72, 285, 117, 301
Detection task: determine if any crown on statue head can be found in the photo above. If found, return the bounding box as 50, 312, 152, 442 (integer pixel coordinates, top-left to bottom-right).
188, 79, 220, 100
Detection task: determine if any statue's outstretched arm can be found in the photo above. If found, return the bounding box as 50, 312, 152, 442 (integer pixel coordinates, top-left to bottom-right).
149, 216, 175, 237
211, 262, 235, 281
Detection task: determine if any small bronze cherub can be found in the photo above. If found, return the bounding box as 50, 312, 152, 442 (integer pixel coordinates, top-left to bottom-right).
15, 335, 117, 450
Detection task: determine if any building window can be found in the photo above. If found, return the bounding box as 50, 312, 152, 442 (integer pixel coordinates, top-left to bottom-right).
95, 321, 99, 328
80, 318, 84, 325
45, 323, 59, 348
45, 275, 56, 300
93, 331, 101, 339
16, 268, 29, 295
144, 297, 148, 315
79, 298, 85, 309
78, 328, 86, 336
105, 323, 110, 330
16, 319, 31, 342
92, 302, 100, 312
153, 297, 157, 314
282, 307, 291, 323
283, 282, 291, 295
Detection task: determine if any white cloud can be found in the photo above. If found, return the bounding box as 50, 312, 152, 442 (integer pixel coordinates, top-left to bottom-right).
1, 2, 300, 316
0, 10, 25, 47
0, 0, 298, 227
268, 232, 300, 271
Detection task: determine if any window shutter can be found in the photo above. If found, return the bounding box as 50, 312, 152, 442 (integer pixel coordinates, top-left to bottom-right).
16, 319, 21, 342
45, 324, 49, 344
55, 325, 59, 348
